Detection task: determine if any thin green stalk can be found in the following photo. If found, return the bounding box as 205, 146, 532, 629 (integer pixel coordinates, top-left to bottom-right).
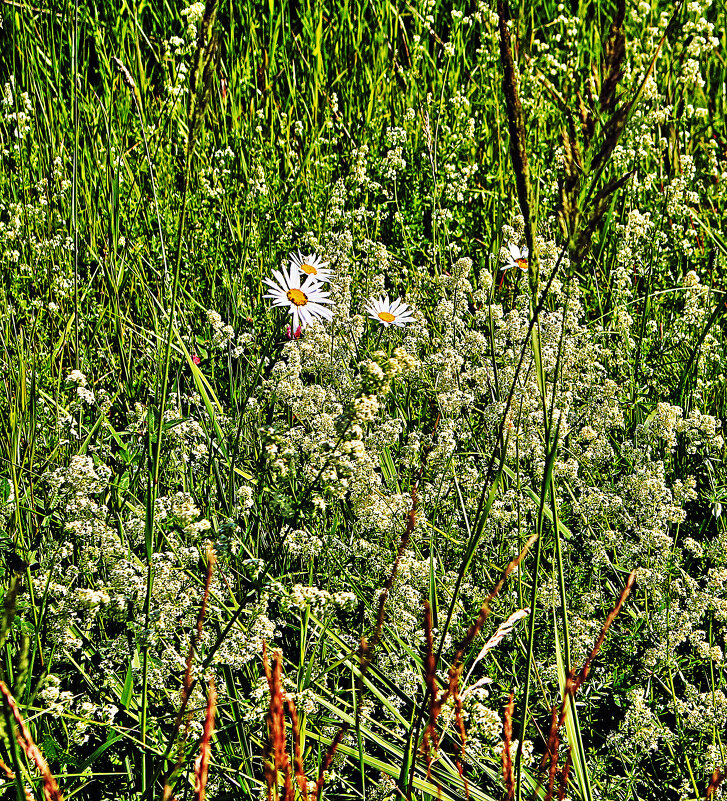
119, 6, 220, 794
514, 436, 554, 801
113, 54, 174, 792
72, 0, 79, 371
0, 701, 26, 801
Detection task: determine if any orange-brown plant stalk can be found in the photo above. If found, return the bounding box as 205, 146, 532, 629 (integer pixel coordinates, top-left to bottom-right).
162, 547, 217, 800
532, 571, 636, 800
556, 752, 571, 801
193, 677, 217, 801
263, 643, 294, 801
0, 680, 63, 801
418, 533, 538, 800
421, 601, 440, 781
182, 547, 217, 729
286, 692, 308, 801
314, 726, 347, 801
361, 485, 419, 671
706, 766, 725, 799
428, 533, 538, 725
359, 417, 438, 677
569, 571, 636, 699
541, 707, 560, 801
502, 693, 515, 801
321, 424, 438, 801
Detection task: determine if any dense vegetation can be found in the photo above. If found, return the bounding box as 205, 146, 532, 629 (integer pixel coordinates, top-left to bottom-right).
0, 0, 726, 799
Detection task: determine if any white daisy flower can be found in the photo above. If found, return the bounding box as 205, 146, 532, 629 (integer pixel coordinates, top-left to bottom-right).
263, 264, 334, 330
365, 295, 414, 328
501, 243, 529, 272
290, 250, 334, 283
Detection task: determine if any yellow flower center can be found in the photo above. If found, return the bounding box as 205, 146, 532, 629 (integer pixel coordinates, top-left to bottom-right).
378, 311, 396, 323
516, 258, 528, 271
301, 262, 317, 275
287, 288, 308, 306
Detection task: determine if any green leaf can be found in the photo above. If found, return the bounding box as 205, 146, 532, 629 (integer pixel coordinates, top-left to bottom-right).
120, 661, 135, 710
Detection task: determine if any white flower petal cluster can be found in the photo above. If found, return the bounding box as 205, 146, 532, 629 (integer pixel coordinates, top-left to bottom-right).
264, 259, 333, 330
365, 295, 414, 328
500, 242, 529, 271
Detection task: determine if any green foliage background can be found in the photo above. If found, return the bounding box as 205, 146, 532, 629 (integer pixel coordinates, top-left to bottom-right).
0, 0, 726, 799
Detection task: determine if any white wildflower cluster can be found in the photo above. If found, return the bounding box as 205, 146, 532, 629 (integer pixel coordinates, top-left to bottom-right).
166, 490, 212, 538
251, 163, 269, 196
283, 528, 324, 560
494, 738, 535, 766
609, 689, 673, 758
180, 1, 205, 38
38, 456, 123, 649
1, 75, 33, 139
367, 773, 397, 801
64, 369, 96, 406
383, 142, 406, 184
34, 451, 277, 738
213, 594, 279, 669
462, 684, 502, 743
37, 674, 74, 714
260, 425, 297, 484
207, 308, 236, 349
0, 183, 72, 280
199, 146, 234, 199
287, 584, 357, 616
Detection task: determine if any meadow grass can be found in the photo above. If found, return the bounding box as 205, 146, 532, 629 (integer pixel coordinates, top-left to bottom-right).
0, 0, 726, 799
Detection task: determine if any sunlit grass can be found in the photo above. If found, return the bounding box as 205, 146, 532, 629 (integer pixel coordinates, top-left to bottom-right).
0, 0, 725, 799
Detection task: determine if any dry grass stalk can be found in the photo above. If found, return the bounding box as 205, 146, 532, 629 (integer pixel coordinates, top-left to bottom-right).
556, 752, 571, 801
310, 474, 424, 801
705, 767, 725, 799
421, 601, 441, 782
161, 786, 176, 801
452, 681, 469, 798
502, 693, 515, 801
369, 485, 419, 658
569, 570, 636, 697
356, 484, 421, 743
193, 677, 216, 801
540, 707, 560, 801
531, 571, 636, 799
496, 0, 534, 263
472, 608, 530, 666
262, 736, 276, 801
163, 547, 217, 800
285, 692, 309, 801
111, 57, 143, 115
419, 534, 537, 797
448, 532, 538, 678
0, 680, 62, 801
174, 547, 217, 740
0, 756, 14, 780
345, 430, 437, 800
263, 644, 294, 801
314, 726, 348, 801
189, 548, 217, 691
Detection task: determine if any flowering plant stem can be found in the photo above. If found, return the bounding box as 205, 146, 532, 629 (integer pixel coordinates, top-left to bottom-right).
138, 2, 218, 792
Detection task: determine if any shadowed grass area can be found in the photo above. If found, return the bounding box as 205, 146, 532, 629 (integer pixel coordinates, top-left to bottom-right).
0, 0, 726, 799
